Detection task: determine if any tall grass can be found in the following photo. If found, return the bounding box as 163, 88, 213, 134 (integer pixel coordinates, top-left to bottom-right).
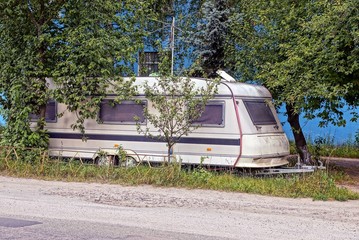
289, 133, 359, 158
0, 147, 358, 201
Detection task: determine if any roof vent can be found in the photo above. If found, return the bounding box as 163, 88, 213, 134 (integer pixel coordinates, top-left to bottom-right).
216, 70, 236, 82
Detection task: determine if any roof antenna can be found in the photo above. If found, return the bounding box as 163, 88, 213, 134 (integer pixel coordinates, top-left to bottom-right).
216, 70, 236, 82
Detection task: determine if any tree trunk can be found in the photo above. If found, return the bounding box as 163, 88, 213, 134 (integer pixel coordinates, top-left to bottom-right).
167, 143, 173, 163
286, 103, 312, 165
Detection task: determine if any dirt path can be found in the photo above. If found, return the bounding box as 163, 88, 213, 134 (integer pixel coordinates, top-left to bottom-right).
324, 157, 359, 192
1, 176, 359, 240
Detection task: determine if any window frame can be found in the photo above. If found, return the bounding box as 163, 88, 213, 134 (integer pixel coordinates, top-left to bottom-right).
243, 99, 277, 126
98, 99, 147, 125
191, 101, 225, 128
29, 100, 57, 123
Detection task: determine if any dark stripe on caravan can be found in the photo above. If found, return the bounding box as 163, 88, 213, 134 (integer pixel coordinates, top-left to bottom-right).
49, 132, 240, 146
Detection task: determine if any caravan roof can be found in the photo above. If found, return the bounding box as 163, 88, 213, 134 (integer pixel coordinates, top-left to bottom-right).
133, 77, 272, 99
47, 76, 272, 99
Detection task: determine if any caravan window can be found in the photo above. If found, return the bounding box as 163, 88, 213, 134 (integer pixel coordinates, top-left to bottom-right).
99, 100, 145, 124
29, 100, 57, 122
243, 99, 276, 125
192, 102, 224, 126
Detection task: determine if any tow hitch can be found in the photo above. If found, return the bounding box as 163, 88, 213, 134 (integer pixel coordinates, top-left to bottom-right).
255, 159, 326, 176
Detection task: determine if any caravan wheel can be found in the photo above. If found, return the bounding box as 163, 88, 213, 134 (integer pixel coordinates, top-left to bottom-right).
94, 156, 99, 165
120, 156, 137, 168
94, 156, 111, 166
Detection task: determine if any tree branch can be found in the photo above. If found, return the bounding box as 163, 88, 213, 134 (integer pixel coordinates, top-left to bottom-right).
26, 0, 41, 33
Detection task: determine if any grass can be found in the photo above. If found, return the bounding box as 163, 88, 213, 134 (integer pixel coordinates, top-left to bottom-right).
0, 149, 358, 201
289, 134, 359, 159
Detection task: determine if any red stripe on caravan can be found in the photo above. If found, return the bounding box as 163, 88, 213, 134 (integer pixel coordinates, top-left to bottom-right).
220, 82, 243, 167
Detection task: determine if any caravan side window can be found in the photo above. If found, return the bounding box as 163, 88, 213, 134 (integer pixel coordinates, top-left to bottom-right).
29, 100, 57, 123
243, 99, 277, 125
99, 100, 146, 124
192, 102, 225, 127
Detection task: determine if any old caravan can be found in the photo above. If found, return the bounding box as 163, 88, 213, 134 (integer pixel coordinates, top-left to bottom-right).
40, 75, 290, 168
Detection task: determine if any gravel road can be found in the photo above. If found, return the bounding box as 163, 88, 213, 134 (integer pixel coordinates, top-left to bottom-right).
0, 176, 358, 239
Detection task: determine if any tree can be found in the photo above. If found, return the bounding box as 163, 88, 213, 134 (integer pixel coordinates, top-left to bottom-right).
188, 0, 235, 77
298, 0, 359, 117
136, 74, 218, 162
229, 0, 358, 164
0, 0, 152, 148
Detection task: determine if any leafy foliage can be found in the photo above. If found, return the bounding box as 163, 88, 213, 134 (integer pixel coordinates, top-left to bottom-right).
228, 0, 358, 162
231, 0, 358, 126
0, 0, 152, 147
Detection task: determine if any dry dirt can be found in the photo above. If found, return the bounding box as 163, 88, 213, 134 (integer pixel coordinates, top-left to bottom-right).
326, 157, 359, 193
